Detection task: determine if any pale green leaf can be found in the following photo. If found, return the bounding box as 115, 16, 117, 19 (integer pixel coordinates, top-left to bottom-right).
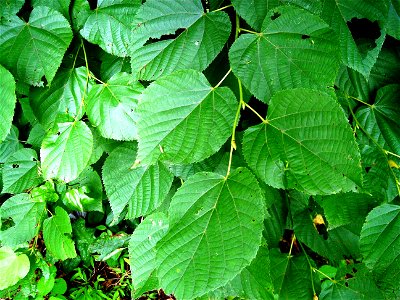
0, 0, 24, 21
80, 0, 141, 57
0, 193, 47, 247
243, 88, 362, 194
43, 206, 77, 260
229, 5, 339, 102
131, 12, 231, 81
0, 126, 23, 163
360, 204, 400, 292
102, 143, 174, 224
0, 65, 16, 142
86, 73, 144, 141
30, 67, 91, 130
129, 213, 169, 298
208, 245, 274, 300
32, 0, 70, 18
156, 168, 265, 299
40, 120, 93, 183
137, 69, 237, 165
320, 0, 388, 77
0, 6, 73, 86
89, 232, 129, 261
355, 84, 400, 154
2, 148, 42, 194
270, 249, 319, 299
231, 0, 280, 31
0, 247, 30, 290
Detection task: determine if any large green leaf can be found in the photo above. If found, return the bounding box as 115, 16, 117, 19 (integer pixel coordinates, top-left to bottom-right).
130, 9, 231, 80
103, 143, 173, 224
229, 5, 339, 102
320, 0, 387, 77
156, 168, 265, 299
43, 206, 77, 260
137, 69, 237, 165
0, 6, 73, 86
0, 193, 47, 247
355, 84, 400, 155
243, 88, 362, 194
0, 65, 16, 142
231, 0, 280, 31
270, 249, 319, 300
0, 0, 24, 21
32, 0, 70, 18
30, 67, 91, 130
40, 120, 93, 183
129, 213, 169, 298
80, 0, 141, 57
208, 244, 274, 299
86, 73, 144, 141
0, 247, 30, 291
360, 204, 400, 292
2, 148, 42, 194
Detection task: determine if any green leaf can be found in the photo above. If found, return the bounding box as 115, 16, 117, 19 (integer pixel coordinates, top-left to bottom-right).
270, 249, 319, 300
2, 148, 42, 194
229, 5, 339, 102
0, 65, 16, 142
86, 73, 144, 141
137, 69, 237, 165
89, 232, 129, 261
0, 126, 23, 164
40, 120, 93, 183
156, 168, 265, 299
43, 206, 77, 260
102, 143, 174, 224
320, 0, 387, 77
387, 0, 400, 40
129, 213, 169, 298
0, 6, 73, 86
360, 204, 400, 292
80, 0, 141, 57
100, 52, 131, 82
30, 67, 91, 130
231, 0, 280, 31
130, 11, 231, 81
32, 0, 70, 18
208, 244, 274, 299
71, 219, 96, 266
243, 88, 362, 194
0, 247, 30, 290
0, 193, 47, 247
355, 84, 400, 154
0, 0, 24, 21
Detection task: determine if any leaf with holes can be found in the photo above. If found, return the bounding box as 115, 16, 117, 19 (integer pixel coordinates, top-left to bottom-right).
0, 6, 72, 86
156, 168, 265, 299
229, 5, 339, 102
243, 88, 362, 194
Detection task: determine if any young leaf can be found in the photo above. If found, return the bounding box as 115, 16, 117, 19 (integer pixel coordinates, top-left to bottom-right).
80, 0, 141, 57
129, 213, 169, 298
231, 0, 280, 31
0, 6, 73, 86
355, 84, 400, 154
85, 73, 144, 141
229, 5, 339, 102
137, 69, 237, 165
0, 193, 46, 247
43, 206, 77, 260
40, 120, 93, 183
360, 204, 400, 292
156, 168, 265, 299
0, 247, 30, 290
320, 0, 387, 77
243, 88, 362, 195
30, 67, 91, 130
130, 11, 231, 80
0, 65, 16, 142
2, 148, 42, 194
102, 143, 173, 224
